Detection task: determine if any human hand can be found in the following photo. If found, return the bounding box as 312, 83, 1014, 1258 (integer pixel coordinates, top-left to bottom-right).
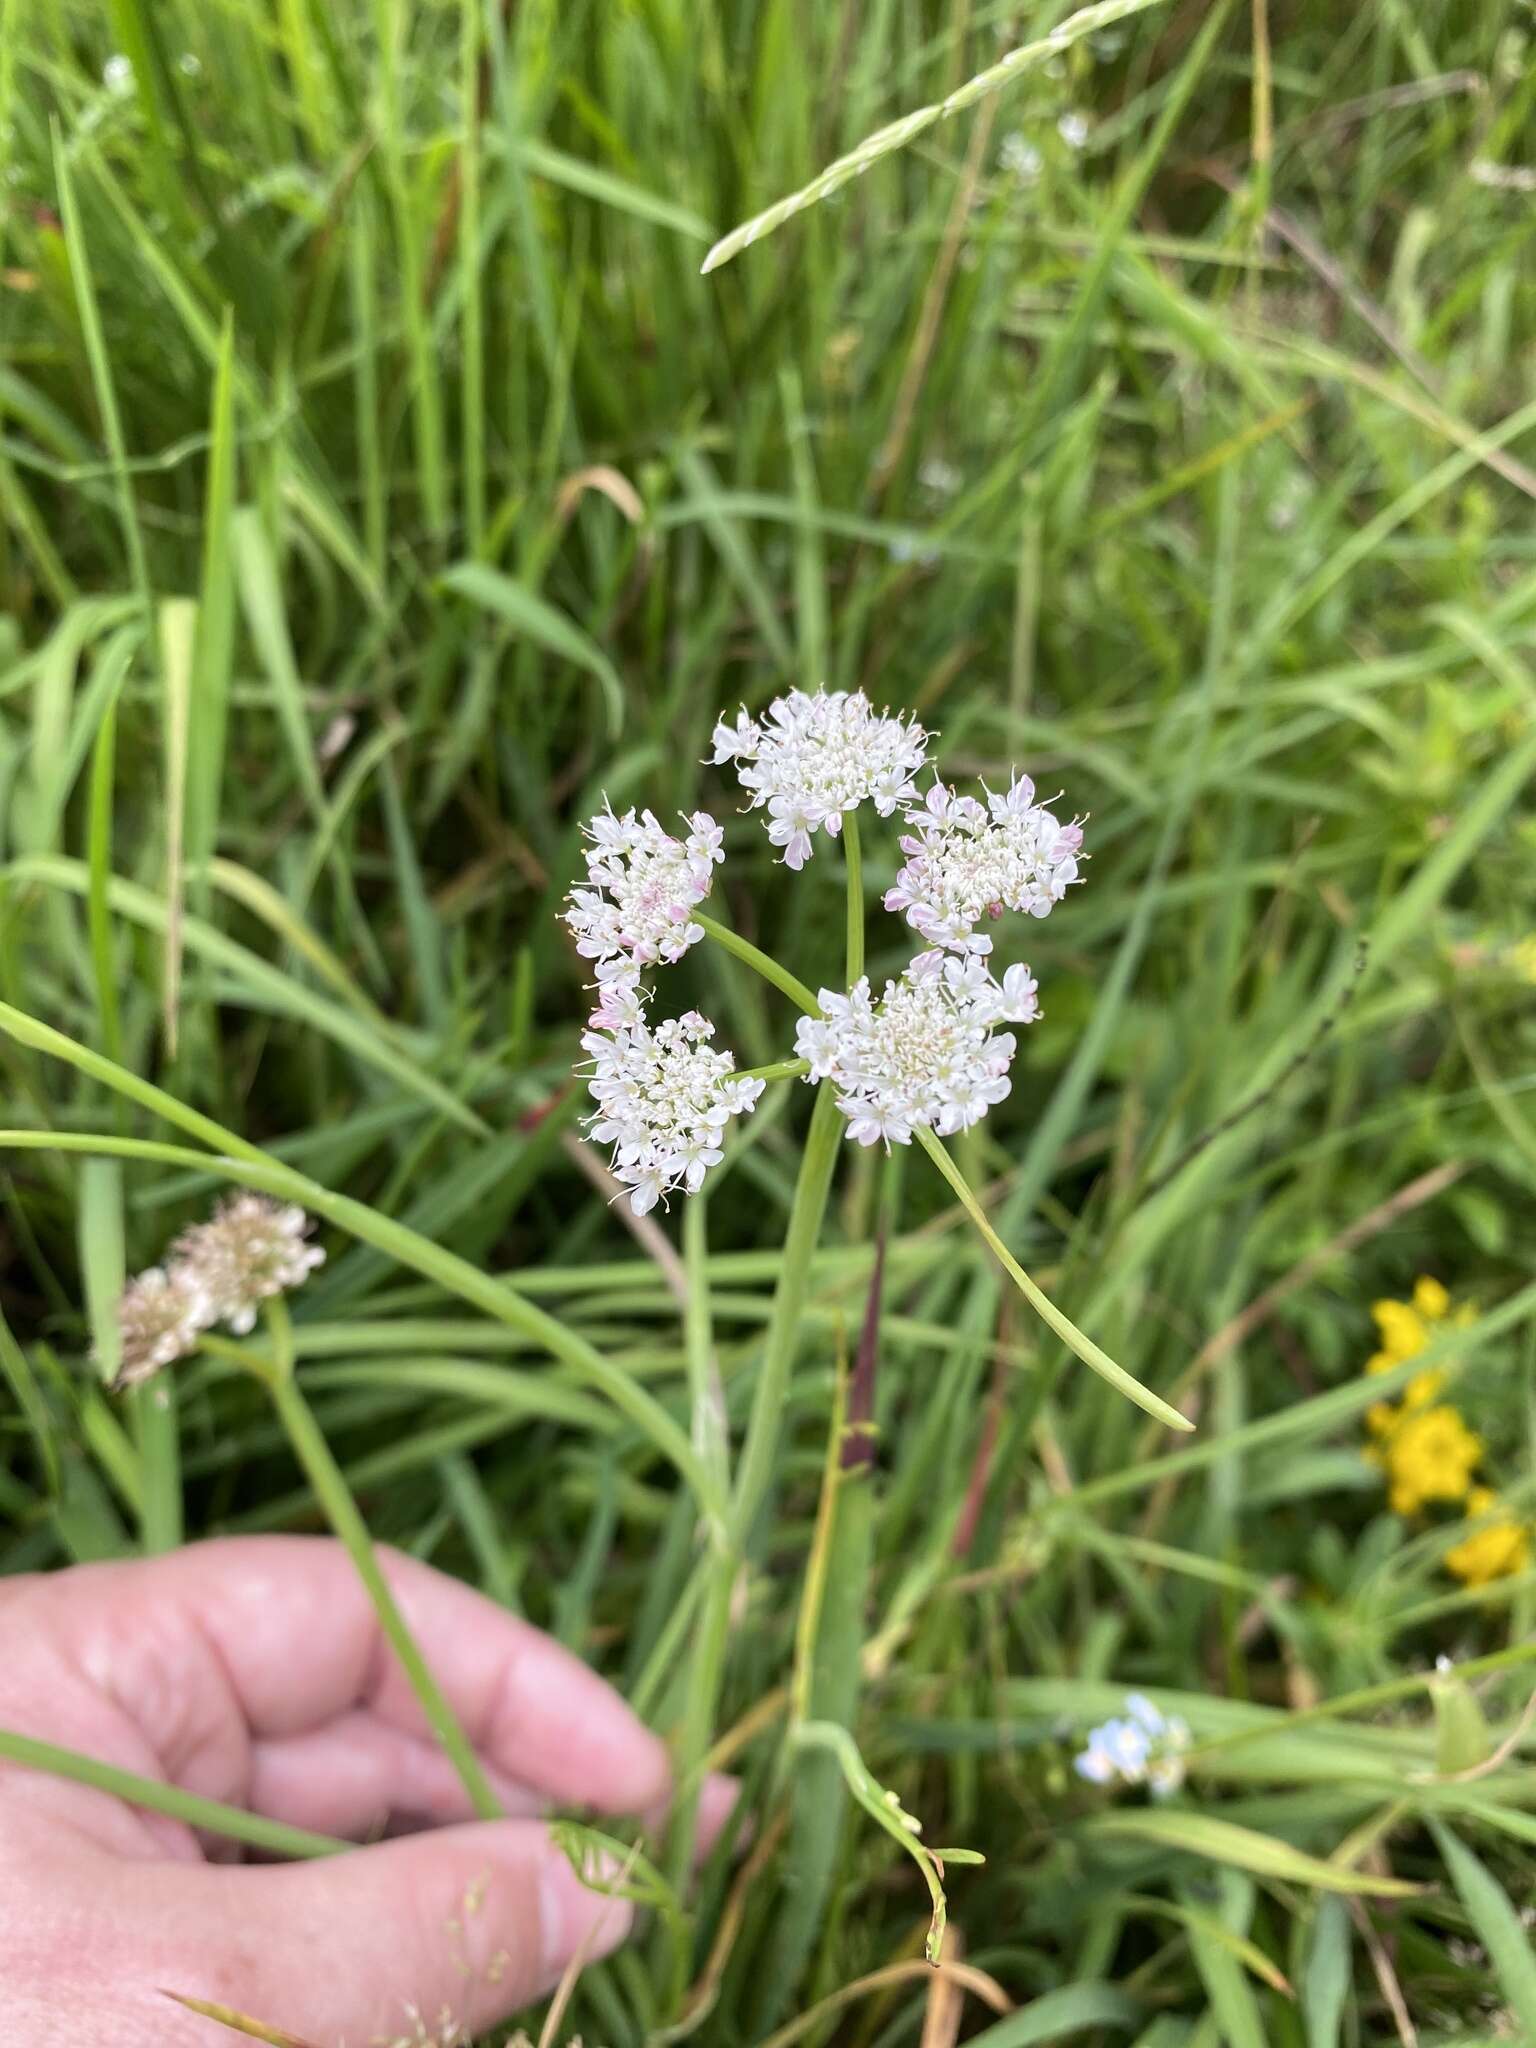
0, 1535, 728, 2044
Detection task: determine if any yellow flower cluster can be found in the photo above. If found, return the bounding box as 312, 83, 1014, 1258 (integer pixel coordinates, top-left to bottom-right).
1362, 1277, 1529, 1584
1445, 1490, 1531, 1589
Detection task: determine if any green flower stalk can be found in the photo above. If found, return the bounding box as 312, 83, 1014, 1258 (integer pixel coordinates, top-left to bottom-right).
562, 686, 1187, 1436
98, 1190, 502, 1823
559, 685, 1186, 2003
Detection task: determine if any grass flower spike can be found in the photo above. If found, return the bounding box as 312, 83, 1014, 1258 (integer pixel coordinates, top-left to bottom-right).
582, 1002, 765, 1214
172, 1194, 326, 1337
105, 1265, 212, 1388
1075, 1694, 1190, 1797
711, 688, 929, 868
564, 803, 724, 987
796, 950, 1040, 1146
886, 773, 1084, 953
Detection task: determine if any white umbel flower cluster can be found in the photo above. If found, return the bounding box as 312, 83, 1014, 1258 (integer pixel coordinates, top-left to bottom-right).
98, 1194, 325, 1388
885, 773, 1084, 953
562, 696, 1084, 1195
711, 689, 929, 869
564, 804, 724, 990
1074, 1694, 1191, 1798
794, 951, 1040, 1147
582, 1004, 766, 1214
172, 1195, 326, 1336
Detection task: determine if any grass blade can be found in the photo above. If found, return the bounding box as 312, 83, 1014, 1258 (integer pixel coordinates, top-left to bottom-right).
440, 561, 624, 737
701, 0, 1170, 273
1429, 1822, 1536, 2039
1084, 1810, 1421, 1896
158, 597, 195, 1056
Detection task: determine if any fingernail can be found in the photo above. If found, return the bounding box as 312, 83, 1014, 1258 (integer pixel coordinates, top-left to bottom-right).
538, 1850, 634, 1983
696, 1774, 749, 1859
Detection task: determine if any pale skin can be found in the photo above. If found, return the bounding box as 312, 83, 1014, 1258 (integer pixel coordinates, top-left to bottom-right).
0, 1536, 735, 2044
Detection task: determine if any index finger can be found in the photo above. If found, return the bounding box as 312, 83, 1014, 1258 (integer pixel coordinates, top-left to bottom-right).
21, 1534, 672, 1818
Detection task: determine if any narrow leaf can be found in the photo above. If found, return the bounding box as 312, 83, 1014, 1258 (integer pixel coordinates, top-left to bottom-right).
1430, 1821, 1536, 2038
158, 597, 195, 1054
1085, 1810, 1422, 1895
440, 561, 624, 736
917, 1128, 1193, 1432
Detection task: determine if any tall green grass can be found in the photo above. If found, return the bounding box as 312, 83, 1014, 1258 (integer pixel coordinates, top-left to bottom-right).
3, 0, 1536, 2040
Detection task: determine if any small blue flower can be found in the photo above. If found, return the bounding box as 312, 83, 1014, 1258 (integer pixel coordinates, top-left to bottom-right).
1075, 1695, 1190, 1796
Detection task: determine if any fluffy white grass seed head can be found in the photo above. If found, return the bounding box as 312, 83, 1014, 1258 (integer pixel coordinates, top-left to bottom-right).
171, 1194, 326, 1337
104, 1265, 213, 1388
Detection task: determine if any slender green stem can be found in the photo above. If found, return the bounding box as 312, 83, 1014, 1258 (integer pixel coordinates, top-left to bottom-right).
0, 1724, 344, 1860
266, 1367, 503, 1820
682, 1196, 730, 1508
842, 814, 864, 984
658, 1197, 738, 2010
661, 1580, 736, 2004
737, 1056, 811, 1085
1187, 1638, 1536, 1762
0, 1008, 718, 1509
631, 1549, 712, 1723
915, 1127, 1194, 1434
730, 1082, 845, 1547
264, 1293, 297, 1377
695, 912, 822, 1017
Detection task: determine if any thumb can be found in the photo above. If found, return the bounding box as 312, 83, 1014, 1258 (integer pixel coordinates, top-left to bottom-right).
154, 1821, 632, 2044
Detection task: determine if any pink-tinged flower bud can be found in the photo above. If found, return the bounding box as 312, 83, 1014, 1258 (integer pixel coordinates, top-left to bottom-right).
171, 1195, 325, 1336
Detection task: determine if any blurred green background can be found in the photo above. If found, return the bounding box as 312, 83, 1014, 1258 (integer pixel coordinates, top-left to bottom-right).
3, 0, 1536, 2040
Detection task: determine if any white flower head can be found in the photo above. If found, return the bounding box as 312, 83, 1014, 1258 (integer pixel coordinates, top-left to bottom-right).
885, 771, 1084, 954
794, 951, 1039, 1149
581, 999, 764, 1214
103, 53, 134, 93
173, 1194, 325, 1336
563, 802, 722, 988
103, 1264, 212, 1388
1000, 132, 1042, 183
1075, 1694, 1191, 1798
710, 689, 929, 869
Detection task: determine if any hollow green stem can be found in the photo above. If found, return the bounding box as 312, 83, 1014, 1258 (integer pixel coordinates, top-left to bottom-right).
0, 1724, 344, 1860
681, 1197, 730, 1508
842, 814, 864, 984
915, 1127, 1194, 1434
266, 1366, 504, 1820
695, 912, 821, 1017
730, 1081, 845, 1548
657, 1200, 738, 2009
660, 1571, 736, 2005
